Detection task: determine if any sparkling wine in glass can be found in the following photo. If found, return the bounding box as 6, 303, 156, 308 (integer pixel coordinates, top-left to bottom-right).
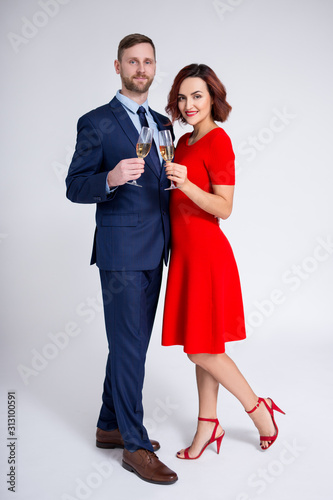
158, 130, 176, 190
127, 126, 153, 187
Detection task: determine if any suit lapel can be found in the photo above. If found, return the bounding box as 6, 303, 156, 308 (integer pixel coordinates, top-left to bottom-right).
109, 97, 138, 149
109, 97, 160, 179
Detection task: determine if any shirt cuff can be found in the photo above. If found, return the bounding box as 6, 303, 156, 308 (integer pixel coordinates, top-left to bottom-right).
106, 178, 118, 194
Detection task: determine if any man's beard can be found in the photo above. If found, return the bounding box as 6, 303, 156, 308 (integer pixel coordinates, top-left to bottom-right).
122, 74, 154, 94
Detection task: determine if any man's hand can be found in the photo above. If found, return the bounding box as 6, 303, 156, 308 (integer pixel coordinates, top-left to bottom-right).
107, 158, 145, 187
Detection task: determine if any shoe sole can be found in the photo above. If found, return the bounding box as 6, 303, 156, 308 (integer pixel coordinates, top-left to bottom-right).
96, 440, 122, 449
122, 460, 178, 485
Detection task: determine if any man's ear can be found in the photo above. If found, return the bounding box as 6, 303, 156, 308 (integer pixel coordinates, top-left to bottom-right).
114, 59, 120, 74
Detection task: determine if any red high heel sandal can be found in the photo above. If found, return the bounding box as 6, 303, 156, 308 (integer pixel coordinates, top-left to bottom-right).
176, 417, 225, 460
246, 397, 285, 450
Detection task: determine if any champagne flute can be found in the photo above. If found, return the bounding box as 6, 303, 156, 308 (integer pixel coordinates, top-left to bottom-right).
127, 126, 153, 187
158, 130, 177, 190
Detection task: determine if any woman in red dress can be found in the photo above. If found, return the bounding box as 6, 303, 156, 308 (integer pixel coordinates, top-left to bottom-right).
162, 64, 284, 459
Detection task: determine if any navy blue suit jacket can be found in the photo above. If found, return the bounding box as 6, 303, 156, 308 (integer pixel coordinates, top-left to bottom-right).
66, 97, 173, 271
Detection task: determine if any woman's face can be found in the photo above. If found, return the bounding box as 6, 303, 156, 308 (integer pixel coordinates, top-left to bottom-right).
177, 77, 213, 127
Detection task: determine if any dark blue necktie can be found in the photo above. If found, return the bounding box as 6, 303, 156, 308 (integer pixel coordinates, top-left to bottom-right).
137, 106, 161, 175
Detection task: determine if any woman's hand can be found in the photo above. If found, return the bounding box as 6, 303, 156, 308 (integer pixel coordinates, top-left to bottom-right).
165, 162, 188, 189
165, 161, 234, 219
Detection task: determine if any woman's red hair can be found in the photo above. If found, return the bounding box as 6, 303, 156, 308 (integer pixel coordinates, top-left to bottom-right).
166, 64, 232, 124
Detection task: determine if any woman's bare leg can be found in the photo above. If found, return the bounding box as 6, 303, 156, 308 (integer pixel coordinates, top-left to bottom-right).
187, 353, 277, 449
177, 365, 224, 458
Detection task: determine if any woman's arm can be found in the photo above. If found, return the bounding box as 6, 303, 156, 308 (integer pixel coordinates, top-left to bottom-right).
165, 162, 234, 220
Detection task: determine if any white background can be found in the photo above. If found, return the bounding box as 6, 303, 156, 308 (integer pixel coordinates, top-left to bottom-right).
1, 0, 332, 499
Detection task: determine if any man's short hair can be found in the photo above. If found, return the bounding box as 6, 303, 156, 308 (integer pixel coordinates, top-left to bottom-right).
117, 33, 156, 61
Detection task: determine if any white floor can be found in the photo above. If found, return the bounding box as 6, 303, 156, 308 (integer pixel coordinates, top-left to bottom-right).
1, 326, 332, 500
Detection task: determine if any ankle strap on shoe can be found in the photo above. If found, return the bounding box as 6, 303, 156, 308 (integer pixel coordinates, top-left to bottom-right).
198, 417, 219, 423
245, 397, 265, 414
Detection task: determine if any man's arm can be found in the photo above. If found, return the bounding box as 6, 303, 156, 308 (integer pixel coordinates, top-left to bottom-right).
66, 115, 110, 204
66, 114, 144, 204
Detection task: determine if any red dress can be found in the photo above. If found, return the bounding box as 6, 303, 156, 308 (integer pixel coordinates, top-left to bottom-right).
162, 128, 246, 354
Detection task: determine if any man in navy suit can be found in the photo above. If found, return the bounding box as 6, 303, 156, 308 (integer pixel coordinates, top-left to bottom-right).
66, 34, 177, 485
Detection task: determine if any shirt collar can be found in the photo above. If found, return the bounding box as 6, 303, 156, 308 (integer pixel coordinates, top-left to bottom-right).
116, 90, 149, 115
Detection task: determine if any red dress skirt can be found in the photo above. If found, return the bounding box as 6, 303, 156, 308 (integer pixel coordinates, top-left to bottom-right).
162, 128, 246, 354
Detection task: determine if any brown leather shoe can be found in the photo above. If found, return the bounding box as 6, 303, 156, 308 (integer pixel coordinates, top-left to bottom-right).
96, 428, 160, 452
122, 449, 178, 485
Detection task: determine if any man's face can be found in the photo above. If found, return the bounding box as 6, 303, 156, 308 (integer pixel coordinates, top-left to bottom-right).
115, 43, 156, 95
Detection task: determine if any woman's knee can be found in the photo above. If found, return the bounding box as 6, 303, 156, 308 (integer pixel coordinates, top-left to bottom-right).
187, 353, 206, 366
188, 352, 227, 368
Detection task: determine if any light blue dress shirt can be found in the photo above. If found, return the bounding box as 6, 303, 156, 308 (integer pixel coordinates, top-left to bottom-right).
106, 91, 162, 193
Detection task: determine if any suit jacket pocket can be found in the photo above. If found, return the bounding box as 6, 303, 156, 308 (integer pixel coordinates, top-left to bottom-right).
101, 213, 138, 227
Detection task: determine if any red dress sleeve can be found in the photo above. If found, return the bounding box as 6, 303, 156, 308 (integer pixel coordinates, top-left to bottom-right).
205, 129, 235, 185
